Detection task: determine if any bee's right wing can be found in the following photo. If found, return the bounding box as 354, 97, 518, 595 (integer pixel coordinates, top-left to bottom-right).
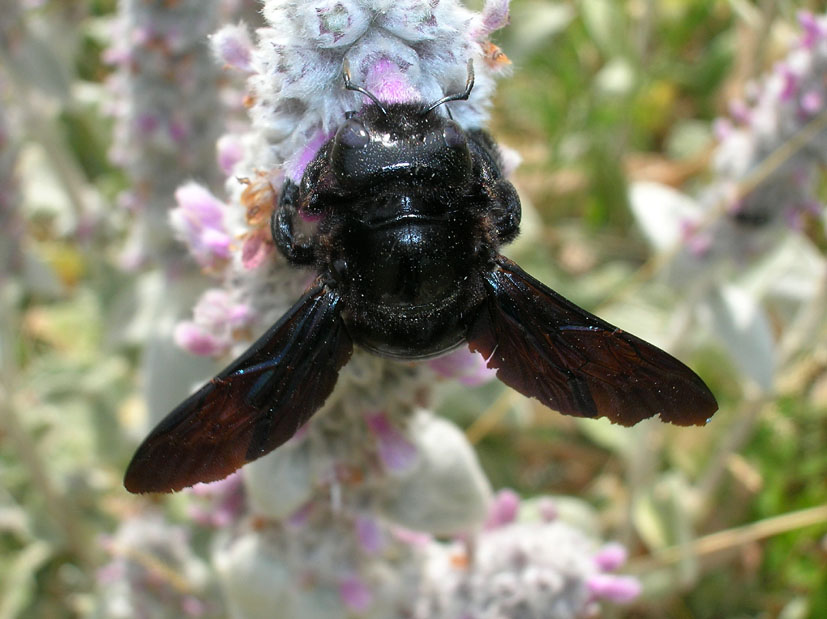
467, 256, 717, 427
124, 282, 353, 494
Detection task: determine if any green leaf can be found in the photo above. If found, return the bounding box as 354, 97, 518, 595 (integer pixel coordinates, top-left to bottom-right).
0, 541, 53, 619
579, 0, 629, 58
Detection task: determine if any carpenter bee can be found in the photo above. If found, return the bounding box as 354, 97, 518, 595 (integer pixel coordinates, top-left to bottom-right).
125, 62, 717, 494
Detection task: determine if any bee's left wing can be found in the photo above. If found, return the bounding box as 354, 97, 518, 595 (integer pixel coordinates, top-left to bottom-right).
124, 282, 353, 494
467, 256, 717, 426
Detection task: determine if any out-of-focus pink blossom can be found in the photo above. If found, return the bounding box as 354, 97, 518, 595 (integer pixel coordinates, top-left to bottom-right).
586, 573, 642, 603
187, 472, 246, 528
484, 488, 520, 529
593, 542, 628, 572
338, 573, 373, 612
798, 11, 827, 49
365, 411, 418, 473
175, 288, 254, 356
428, 348, 497, 387
240, 229, 275, 270
170, 182, 233, 270
475, 0, 510, 37
174, 322, 228, 357
216, 133, 245, 175
212, 22, 254, 72
355, 514, 385, 554
391, 526, 433, 548
537, 497, 558, 522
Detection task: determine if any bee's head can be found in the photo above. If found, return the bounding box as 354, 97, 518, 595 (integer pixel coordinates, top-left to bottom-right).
330, 59, 476, 191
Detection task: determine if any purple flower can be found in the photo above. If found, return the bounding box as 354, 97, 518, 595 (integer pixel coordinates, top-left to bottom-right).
798, 11, 827, 49
187, 472, 246, 528
365, 411, 419, 473
355, 514, 386, 554
211, 22, 254, 72
364, 58, 419, 104
170, 182, 233, 270
174, 321, 228, 357
216, 133, 244, 175
475, 0, 510, 38
593, 542, 628, 572
537, 497, 558, 522
428, 348, 497, 387
484, 488, 520, 529
587, 573, 642, 604
338, 573, 373, 612
175, 288, 254, 357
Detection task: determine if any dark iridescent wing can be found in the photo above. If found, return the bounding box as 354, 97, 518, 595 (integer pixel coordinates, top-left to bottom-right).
467, 256, 717, 426
124, 283, 353, 493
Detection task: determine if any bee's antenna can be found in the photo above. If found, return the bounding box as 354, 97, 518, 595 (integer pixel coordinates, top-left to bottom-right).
342, 58, 389, 117
422, 59, 475, 116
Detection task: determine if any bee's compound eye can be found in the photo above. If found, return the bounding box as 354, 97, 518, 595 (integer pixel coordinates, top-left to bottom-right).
338, 119, 370, 149
442, 121, 466, 149
332, 258, 349, 283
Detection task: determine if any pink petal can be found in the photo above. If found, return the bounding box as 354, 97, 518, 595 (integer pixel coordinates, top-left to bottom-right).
355, 515, 385, 554
339, 574, 373, 612
485, 488, 520, 529
429, 348, 497, 387
364, 412, 418, 473
587, 574, 642, 603
594, 542, 628, 572
174, 322, 228, 357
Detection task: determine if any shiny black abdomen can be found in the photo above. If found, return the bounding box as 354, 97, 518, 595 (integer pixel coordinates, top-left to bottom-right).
332, 212, 484, 359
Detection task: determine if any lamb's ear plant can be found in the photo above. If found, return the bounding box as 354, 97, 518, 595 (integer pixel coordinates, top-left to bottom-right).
104, 1, 641, 617
105, 0, 233, 427
629, 11, 827, 393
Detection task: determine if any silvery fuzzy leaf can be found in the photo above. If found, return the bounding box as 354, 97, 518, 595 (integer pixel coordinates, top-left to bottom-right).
141, 327, 218, 426
140, 290, 219, 426
380, 411, 492, 536
214, 533, 294, 619
243, 439, 314, 521
109, 269, 217, 426
215, 532, 347, 619
698, 284, 775, 391
739, 233, 827, 306
628, 181, 702, 252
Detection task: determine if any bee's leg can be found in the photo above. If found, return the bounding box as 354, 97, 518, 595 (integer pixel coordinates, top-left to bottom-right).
272, 180, 316, 265
467, 130, 521, 245
487, 179, 520, 245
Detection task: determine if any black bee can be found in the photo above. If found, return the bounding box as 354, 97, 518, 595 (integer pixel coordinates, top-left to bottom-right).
125, 62, 717, 494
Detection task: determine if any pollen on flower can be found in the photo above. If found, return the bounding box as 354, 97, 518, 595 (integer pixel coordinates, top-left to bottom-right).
240, 171, 280, 228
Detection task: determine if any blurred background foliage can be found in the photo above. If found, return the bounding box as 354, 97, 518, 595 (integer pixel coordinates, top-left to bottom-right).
1, 0, 825, 617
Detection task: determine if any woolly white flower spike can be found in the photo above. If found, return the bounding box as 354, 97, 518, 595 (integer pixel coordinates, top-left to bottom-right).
96, 512, 222, 618
214, 503, 427, 619
414, 494, 641, 619
634, 10, 827, 284
107, 0, 226, 268
249, 0, 504, 175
